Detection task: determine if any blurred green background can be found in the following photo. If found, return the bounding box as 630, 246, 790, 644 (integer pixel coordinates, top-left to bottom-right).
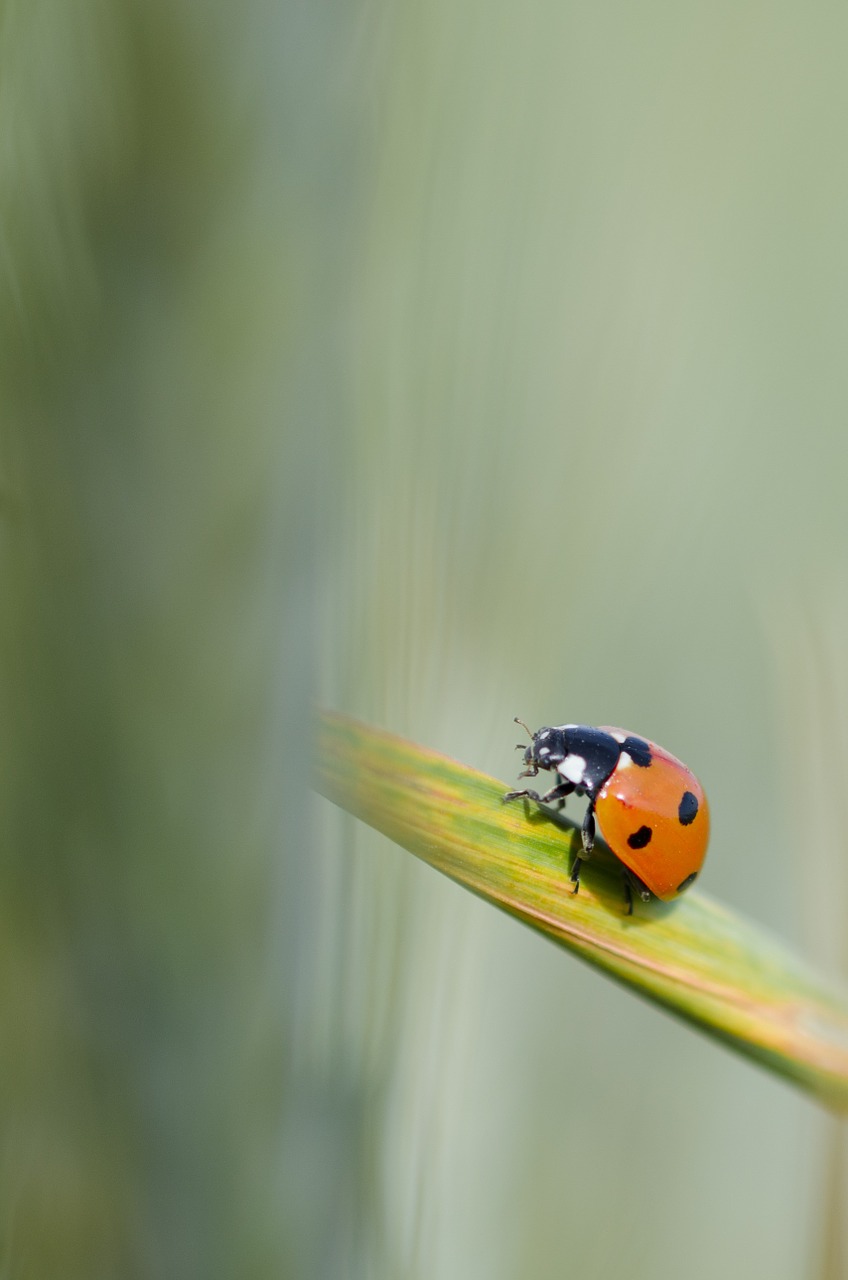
2, 1, 847, 1277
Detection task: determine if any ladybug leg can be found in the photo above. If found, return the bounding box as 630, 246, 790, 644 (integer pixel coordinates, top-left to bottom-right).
621, 868, 652, 916
539, 781, 574, 807
503, 781, 573, 806
581, 804, 596, 854
570, 802, 596, 895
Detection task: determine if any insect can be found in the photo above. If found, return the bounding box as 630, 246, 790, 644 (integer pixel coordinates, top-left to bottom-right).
504, 721, 709, 912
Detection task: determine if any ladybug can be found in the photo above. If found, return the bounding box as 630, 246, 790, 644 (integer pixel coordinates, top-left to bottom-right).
504, 721, 709, 912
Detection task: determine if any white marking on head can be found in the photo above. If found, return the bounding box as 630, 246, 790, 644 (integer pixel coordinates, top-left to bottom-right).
558, 753, 587, 784
610, 731, 626, 744
617, 751, 633, 770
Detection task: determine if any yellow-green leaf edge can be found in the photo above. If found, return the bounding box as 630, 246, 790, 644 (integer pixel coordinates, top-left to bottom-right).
315, 709, 848, 1111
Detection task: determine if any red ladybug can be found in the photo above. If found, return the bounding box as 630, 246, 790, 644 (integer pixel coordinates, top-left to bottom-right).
504, 721, 709, 911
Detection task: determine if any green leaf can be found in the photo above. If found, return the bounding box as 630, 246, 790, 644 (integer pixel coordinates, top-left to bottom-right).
315, 708, 848, 1111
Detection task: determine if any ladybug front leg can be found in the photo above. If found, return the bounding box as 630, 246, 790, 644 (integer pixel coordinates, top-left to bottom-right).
539, 780, 574, 807
570, 802, 596, 896
503, 781, 574, 806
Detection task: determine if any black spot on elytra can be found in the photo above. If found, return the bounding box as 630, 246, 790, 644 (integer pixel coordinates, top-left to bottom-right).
627, 825, 653, 850
677, 871, 698, 893
678, 791, 699, 825
622, 736, 652, 768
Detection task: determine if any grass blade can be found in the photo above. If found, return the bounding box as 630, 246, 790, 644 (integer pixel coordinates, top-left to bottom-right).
315, 709, 848, 1111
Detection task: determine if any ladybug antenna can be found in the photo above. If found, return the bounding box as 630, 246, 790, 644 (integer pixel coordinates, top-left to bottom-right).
513, 716, 534, 741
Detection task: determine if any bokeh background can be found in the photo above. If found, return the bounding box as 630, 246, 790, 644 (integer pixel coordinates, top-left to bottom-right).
3, 1, 848, 1276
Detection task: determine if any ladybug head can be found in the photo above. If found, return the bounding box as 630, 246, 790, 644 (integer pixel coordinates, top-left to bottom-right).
514, 719, 558, 772
527, 726, 557, 767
